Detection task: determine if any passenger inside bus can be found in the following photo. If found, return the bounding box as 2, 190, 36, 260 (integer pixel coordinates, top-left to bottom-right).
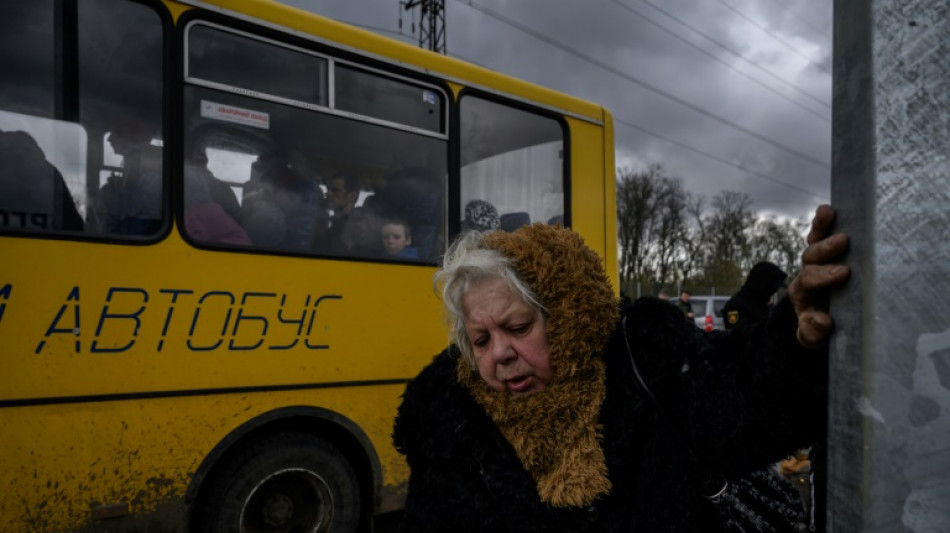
380, 218, 419, 260
241, 152, 329, 251
0, 129, 84, 232
461, 199, 500, 232
183, 147, 251, 245
319, 173, 383, 257
362, 166, 440, 261
92, 117, 163, 235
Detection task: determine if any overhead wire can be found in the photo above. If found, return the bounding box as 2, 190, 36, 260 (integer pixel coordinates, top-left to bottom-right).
762, 0, 832, 43
454, 0, 830, 169
637, 0, 831, 110
713, 0, 831, 75
613, 117, 827, 201
455, 47, 827, 200
607, 0, 829, 122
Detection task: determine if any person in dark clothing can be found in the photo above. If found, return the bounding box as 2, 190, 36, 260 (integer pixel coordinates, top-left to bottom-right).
0, 130, 84, 232
393, 206, 849, 532
93, 118, 163, 235
320, 173, 384, 256
241, 153, 328, 250
722, 261, 789, 330
675, 289, 695, 319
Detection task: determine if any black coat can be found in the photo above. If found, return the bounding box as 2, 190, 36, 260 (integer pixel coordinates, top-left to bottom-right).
723, 262, 787, 330
393, 297, 825, 532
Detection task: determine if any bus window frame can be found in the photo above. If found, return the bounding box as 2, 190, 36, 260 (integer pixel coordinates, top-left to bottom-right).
0, 0, 174, 245
176, 11, 453, 265
183, 20, 449, 140
450, 86, 571, 240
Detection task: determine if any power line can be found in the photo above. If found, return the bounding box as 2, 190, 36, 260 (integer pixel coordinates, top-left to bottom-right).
454, 0, 830, 169
606, 0, 829, 123
714, 0, 831, 75
449, 48, 827, 199
614, 117, 827, 201
339, 4, 829, 196
638, 0, 831, 110
762, 0, 832, 44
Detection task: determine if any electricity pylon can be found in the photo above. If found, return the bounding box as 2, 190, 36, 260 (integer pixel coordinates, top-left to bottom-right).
399, 0, 446, 54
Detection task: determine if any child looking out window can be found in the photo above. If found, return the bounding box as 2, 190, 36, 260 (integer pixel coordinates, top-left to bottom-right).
381, 219, 418, 260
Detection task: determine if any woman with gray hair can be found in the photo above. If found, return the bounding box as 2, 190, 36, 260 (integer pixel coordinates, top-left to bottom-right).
393, 206, 849, 532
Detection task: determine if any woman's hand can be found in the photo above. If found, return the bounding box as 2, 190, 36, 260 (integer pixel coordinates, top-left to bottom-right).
787, 204, 851, 348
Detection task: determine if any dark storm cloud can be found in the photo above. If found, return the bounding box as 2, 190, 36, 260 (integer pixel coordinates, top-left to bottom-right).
283, 0, 833, 219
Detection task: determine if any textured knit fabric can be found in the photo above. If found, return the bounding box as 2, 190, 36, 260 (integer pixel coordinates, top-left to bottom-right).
461, 199, 500, 231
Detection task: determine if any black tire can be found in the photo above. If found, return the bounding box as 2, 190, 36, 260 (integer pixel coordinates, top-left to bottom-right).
196, 432, 361, 533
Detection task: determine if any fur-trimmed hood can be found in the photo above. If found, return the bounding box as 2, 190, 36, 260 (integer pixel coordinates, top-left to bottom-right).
456, 224, 619, 507
481, 224, 619, 378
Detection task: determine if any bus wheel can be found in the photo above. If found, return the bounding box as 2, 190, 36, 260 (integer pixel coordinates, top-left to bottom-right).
198, 431, 361, 533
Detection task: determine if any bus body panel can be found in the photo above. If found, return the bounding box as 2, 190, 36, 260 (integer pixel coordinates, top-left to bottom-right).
2, 232, 444, 400
601, 108, 619, 289
566, 116, 611, 272
0, 0, 616, 530
1, 388, 408, 532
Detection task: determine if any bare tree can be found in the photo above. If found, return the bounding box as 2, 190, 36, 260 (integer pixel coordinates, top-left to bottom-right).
616, 164, 691, 295
746, 215, 808, 276
674, 194, 706, 288
617, 164, 808, 296
616, 166, 657, 289
647, 177, 689, 287
696, 191, 755, 288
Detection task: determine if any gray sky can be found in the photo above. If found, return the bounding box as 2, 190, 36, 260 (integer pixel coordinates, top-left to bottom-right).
282, 0, 833, 220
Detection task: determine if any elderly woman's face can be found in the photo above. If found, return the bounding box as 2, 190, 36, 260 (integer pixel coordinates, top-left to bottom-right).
462, 278, 553, 395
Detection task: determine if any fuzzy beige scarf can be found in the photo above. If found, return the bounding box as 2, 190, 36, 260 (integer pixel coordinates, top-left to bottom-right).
457, 224, 619, 508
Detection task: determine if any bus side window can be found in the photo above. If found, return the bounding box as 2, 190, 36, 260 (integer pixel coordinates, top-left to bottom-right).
363, 166, 442, 261
183, 147, 251, 246
242, 153, 329, 250
183, 22, 447, 262
91, 119, 163, 235
0, 128, 84, 232
0, 0, 165, 239
459, 95, 566, 235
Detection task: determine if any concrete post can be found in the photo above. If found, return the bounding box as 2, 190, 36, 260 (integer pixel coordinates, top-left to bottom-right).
830, 0, 949, 531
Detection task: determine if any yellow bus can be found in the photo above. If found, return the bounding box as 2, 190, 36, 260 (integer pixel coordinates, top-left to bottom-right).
0, 0, 617, 531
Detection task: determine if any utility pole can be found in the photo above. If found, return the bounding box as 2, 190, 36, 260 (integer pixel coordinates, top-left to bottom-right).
829, 0, 949, 531
399, 0, 446, 54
